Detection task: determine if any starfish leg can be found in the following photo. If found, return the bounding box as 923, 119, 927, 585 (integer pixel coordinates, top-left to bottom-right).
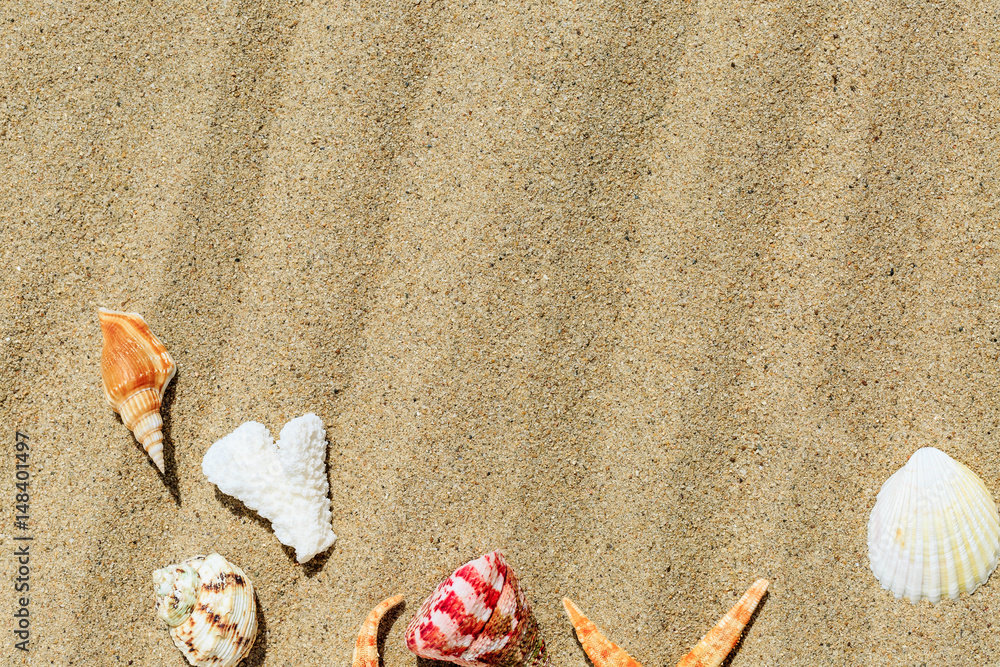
562, 597, 644, 667
352, 594, 405, 667
676, 578, 769, 667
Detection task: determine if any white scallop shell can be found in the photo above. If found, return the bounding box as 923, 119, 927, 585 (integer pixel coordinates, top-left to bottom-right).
153, 553, 258, 666
868, 447, 1000, 603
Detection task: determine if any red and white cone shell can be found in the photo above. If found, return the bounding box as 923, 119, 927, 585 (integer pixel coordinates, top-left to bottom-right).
405, 551, 548, 667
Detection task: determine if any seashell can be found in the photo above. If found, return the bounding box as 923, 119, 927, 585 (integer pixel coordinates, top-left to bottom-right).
153, 553, 258, 667
867, 446, 1000, 603
353, 595, 405, 667
98, 308, 177, 473
405, 550, 549, 667
202, 413, 336, 563
562, 578, 768, 667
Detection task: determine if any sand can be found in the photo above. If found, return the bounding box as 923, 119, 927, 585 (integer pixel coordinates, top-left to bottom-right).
3, 0, 1000, 664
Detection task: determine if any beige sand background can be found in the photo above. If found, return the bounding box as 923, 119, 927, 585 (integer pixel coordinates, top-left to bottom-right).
2, 0, 1000, 664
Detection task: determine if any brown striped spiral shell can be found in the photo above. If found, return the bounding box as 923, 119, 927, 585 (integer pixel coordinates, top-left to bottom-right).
153, 553, 258, 667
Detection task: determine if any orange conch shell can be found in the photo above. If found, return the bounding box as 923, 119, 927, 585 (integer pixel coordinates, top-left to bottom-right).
98, 308, 176, 473
563, 578, 768, 667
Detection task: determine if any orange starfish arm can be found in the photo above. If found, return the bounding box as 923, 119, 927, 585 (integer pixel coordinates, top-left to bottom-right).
562, 597, 644, 667
676, 578, 769, 667
352, 594, 405, 667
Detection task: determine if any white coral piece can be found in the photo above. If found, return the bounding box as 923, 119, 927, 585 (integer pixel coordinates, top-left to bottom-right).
202, 413, 337, 563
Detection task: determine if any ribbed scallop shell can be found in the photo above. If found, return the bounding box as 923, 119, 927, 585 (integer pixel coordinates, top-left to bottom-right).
405, 551, 548, 667
153, 553, 258, 667
868, 447, 1000, 603
98, 308, 176, 473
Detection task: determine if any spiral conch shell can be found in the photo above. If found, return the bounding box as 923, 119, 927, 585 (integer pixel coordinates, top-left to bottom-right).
98, 308, 176, 473
153, 553, 258, 667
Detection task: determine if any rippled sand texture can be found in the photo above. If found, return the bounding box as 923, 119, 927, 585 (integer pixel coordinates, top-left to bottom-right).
3, 0, 1000, 664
